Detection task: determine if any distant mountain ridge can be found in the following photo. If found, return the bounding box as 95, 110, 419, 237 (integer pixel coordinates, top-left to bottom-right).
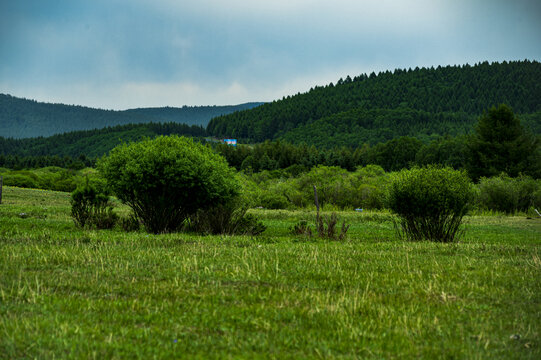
0, 94, 263, 138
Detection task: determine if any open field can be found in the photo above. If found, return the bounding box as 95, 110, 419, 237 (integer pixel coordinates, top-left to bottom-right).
1, 186, 540, 359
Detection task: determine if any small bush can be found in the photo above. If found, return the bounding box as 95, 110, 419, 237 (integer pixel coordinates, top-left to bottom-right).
388, 166, 474, 242
90, 207, 118, 230
290, 213, 349, 241
477, 175, 518, 214
290, 220, 312, 237
119, 213, 141, 232
356, 184, 386, 209
258, 192, 290, 209
188, 198, 266, 236
295, 166, 351, 208
3, 174, 40, 189
533, 190, 541, 210
70, 183, 117, 229
52, 177, 77, 192
316, 212, 350, 241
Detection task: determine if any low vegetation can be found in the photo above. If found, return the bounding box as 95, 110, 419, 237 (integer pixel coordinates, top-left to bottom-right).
2, 163, 541, 216
0, 166, 83, 192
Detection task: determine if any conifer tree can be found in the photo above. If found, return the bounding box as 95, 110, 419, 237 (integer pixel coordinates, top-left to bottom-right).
467, 104, 540, 180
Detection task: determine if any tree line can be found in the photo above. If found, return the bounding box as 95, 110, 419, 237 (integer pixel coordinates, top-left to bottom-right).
0, 154, 93, 170
215, 105, 540, 179
2, 105, 539, 180
0, 122, 207, 158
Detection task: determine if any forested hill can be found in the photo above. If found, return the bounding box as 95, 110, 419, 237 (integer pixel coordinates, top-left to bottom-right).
207, 60, 541, 146
0, 94, 263, 138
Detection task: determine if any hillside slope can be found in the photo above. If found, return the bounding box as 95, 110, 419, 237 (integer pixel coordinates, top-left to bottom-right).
0, 94, 262, 138
207, 60, 541, 145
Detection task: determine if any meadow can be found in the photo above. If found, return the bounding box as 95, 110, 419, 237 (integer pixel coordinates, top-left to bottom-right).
0, 186, 540, 359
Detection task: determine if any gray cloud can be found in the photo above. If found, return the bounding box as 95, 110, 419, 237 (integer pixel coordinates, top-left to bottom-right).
1, 0, 540, 109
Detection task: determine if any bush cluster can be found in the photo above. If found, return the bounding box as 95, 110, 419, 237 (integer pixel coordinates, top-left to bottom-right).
1, 167, 79, 192
477, 175, 541, 214
9, 134, 540, 241
245, 164, 391, 211
242, 166, 541, 215
8, 160, 541, 220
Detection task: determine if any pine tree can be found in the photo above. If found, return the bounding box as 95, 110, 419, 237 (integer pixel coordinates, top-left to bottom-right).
467, 104, 540, 180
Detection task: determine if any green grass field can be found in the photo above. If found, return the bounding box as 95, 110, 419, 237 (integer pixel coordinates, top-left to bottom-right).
1, 186, 540, 359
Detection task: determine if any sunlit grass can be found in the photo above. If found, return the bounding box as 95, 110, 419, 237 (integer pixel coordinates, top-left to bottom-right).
0, 186, 540, 358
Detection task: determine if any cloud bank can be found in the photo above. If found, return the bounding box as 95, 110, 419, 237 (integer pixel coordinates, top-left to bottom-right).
1, 0, 540, 109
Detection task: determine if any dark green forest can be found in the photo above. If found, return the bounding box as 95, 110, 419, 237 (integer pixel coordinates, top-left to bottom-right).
0, 122, 206, 159
0, 94, 262, 138
208, 60, 541, 146
280, 108, 475, 147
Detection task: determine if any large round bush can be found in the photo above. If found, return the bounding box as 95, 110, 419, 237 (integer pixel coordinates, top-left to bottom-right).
388, 166, 475, 242
98, 136, 239, 233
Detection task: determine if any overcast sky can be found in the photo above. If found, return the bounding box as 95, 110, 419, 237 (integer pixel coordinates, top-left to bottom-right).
1, 0, 540, 110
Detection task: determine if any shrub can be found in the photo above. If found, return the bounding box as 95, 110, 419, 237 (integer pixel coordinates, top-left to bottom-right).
51, 177, 77, 192
98, 136, 239, 234
2, 168, 82, 192
477, 175, 518, 214
282, 187, 306, 208
356, 184, 386, 209
477, 175, 541, 213
534, 190, 541, 210
290, 213, 349, 241
188, 198, 266, 236
36, 168, 78, 192
258, 191, 290, 209
290, 220, 312, 237
90, 207, 118, 230
119, 213, 141, 232
388, 166, 474, 242
70, 183, 117, 229
295, 166, 351, 208
350, 165, 390, 210
516, 177, 541, 211
3, 173, 40, 189
316, 212, 350, 241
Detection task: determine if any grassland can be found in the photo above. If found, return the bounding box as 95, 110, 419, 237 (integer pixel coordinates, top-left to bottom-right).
0, 186, 540, 359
